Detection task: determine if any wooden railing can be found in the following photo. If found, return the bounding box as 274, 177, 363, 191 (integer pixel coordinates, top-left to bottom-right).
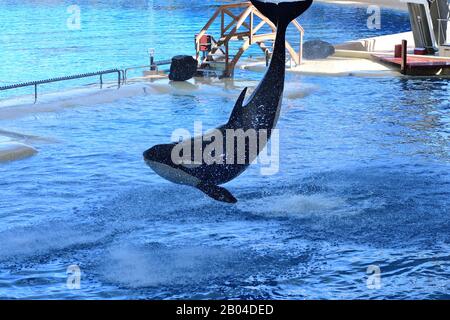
195, 2, 305, 77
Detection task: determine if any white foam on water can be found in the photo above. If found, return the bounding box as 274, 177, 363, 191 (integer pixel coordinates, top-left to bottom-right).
99, 244, 239, 288
239, 192, 390, 218
0, 220, 108, 261
238, 193, 348, 217
284, 82, 318, 100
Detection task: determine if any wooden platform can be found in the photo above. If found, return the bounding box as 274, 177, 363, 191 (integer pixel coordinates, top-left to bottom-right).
372, 54, 450, 76
195, 2, 304, 77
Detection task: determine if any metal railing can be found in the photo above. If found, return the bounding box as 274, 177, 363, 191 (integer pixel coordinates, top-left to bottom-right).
0, 69, 123, 104
0, 56, 179, 104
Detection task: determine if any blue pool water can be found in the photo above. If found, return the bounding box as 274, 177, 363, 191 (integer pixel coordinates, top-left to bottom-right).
0, 0, 410, 94
1, 1, 449, 299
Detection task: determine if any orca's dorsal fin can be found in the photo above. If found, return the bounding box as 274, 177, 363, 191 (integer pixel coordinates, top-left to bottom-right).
228, 87, 248, 125
196, 183, 238, 204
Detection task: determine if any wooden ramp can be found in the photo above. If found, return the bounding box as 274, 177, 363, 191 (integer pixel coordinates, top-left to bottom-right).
373, 54, 450, 76
195, 2, 304, 77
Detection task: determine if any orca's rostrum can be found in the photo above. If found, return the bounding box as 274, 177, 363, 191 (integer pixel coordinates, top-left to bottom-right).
144, 0, 313, 203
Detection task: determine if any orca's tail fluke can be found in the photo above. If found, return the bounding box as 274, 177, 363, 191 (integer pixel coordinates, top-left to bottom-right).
250, 0, 313, 28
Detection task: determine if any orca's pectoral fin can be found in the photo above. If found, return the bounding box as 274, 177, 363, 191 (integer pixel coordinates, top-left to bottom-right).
196, 183, 238, 204
228, 87, 248, 124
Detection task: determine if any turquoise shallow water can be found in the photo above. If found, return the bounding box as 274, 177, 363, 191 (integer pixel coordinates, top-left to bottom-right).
0, 1, 449, 299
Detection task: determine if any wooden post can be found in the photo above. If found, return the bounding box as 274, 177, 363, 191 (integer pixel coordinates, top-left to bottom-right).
299, 30, 303, 65
225, 42, 229, 76
249, 11, 253, 45
400, 39, 408, 75
221, 10, 224, 37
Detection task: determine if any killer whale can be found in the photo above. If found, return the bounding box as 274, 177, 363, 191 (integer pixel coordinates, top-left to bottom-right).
144, 0, 313, 203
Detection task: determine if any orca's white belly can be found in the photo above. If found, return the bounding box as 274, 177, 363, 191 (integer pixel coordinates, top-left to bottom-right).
146, 160, 200, 186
